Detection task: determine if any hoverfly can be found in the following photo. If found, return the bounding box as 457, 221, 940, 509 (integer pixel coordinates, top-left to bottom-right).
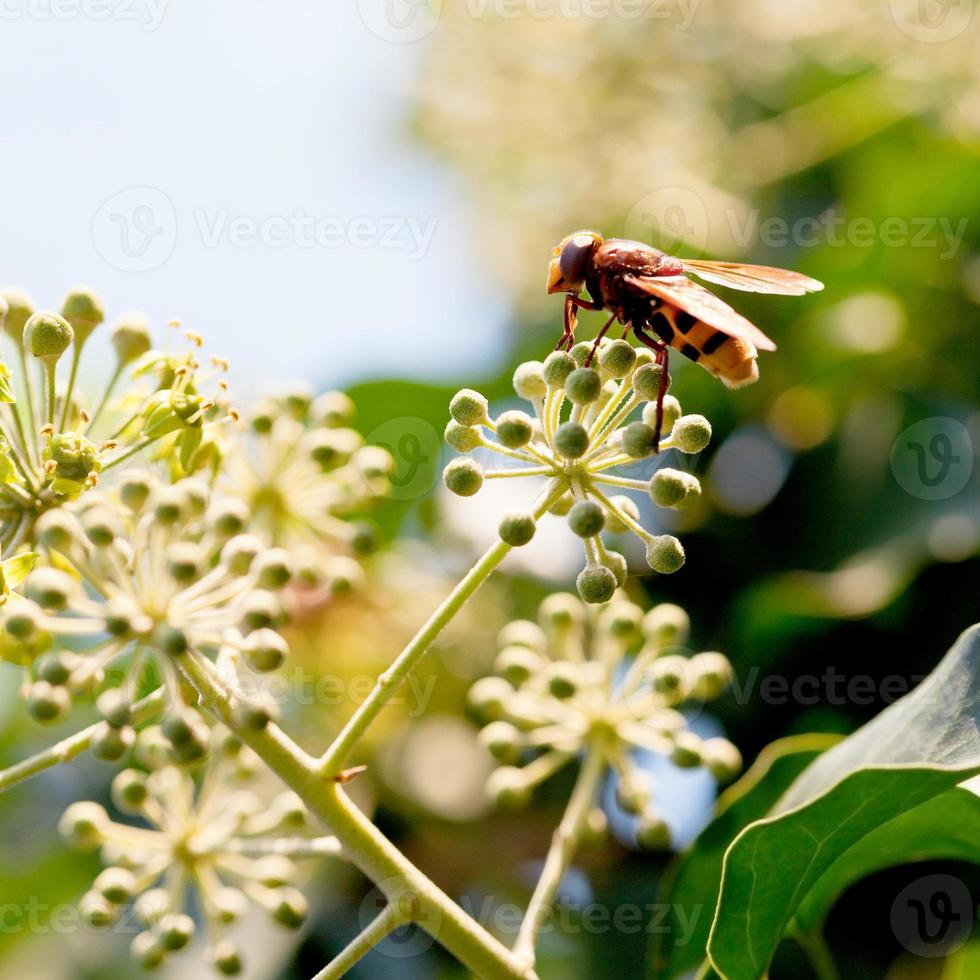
547, 230, 823, 447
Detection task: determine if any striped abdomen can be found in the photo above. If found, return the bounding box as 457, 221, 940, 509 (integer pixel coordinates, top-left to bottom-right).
647, 306, 759, 389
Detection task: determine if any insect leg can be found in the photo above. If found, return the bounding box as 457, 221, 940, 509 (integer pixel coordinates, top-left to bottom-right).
555, 295, 577, 351
633, 326, 671, 452
584, 313, 618, 367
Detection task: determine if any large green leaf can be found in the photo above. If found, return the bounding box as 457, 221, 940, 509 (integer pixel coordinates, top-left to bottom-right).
708, 624, 980, 980
650, 734, 841, 978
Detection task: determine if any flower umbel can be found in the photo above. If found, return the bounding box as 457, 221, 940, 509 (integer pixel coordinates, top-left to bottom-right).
0, 287, 236, 550
1, 475, 294, 735
443, 340, 712, 603
60, 727, 339, 975
470, 593, 740, 850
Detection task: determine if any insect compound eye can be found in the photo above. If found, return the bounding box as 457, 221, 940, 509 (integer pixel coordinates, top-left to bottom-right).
558, 234, 596, 286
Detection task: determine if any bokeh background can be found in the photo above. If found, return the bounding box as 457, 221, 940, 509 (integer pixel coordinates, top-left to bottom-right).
2, 1, 979, 978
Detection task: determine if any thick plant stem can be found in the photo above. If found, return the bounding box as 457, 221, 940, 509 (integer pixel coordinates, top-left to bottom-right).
176, 650, 537, 980
0, 689, 165, 792
513, 746, 606, 967
311, 898, 410, 979
317, 478, 568, 778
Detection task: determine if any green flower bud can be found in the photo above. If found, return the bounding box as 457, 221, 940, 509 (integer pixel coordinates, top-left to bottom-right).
636, 815, 672, 851
5, 600, 44, 641
622, 421, 657, 459
643, 394, 682, 433
111, 312, 152, 364
111, 770, 149, 814
234, 695, 280, 731
598, 339, 637, 379
97, 688, 132, 728
155, 625, 189, 657
242, 628, 288, 673
498, 511, 536, 547
542, 350, 575, 388
539, 592, 583, 631
250, 399, 278, 434
131, 932, 165, 970
159, 913, 195, 952
497, 619, 546, 653
351, 521, 381, 556
554, 421, 589, 459
26, 679, 70, 723
493, 644, 542, 685
565, 367, 601, 405
643, 603, 690, 645
650, 468, 701, 509
549, 490, 574, 516
60, 286, 104, 344
79, 891, 115, 928
568, 499, 605, 537
82, 508, 119, 548
282, 385, 313, 420
208, 498, 250, 537
162, 711, 209, 755
616, 774, 650, 815
356, 445, 393, 481
672, 414, 712, 454
443, 458, 483, 496
603, 495, 639, 534
254, 549, 292, 590
35, 650, 74, 685
1, 287, 35, 342
59, 802, 108, 850
26, 568, 76, 610
546, 662, 578, 699
450, 389, 489, 426
581, 807, 609, 848
496, 410, 534, 449
649, 655, 690, 702
600, 600, 643, 642
603, 549, 628, 587
239, 590, 282, 631
212, 887, 249, 925
512, 361, 547, 400
632, 363, 665, 401
45, 432, 100, 485
576, 564, 617, 604
445, 419, 481, 453
467, 676, 513, 719
702, 738, 742, 782
569, 342, 592, 367
486, 766, 531, 809
119, 470, 153, 511
671, 731, 703, 768
24, 311, 73, 363
209, 940, 243, 977
479, 721, 522, 764
95, 866, 137, 904
221, 534, 262, 575
270, 887, 308, 929
311, 390, 354, 427
689, 652, 733, 700
646, 535, 686, 574
91, 722, 136, 762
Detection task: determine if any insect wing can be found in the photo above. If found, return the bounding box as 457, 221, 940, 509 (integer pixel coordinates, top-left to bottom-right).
624, 274, 777, 352
682, 259, 823, 296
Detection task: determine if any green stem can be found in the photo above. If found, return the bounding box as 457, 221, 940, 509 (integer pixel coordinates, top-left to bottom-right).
794, 929, 840, 980
174, 649, 536, 980
44, 362, 56, 427
312, 900, 410, 980
102, 433, 165, 470
59, 347, 82, 431
318, 478, 567, 778
15, 346, 38, 460
0, 689, 165, 792
86, 361, 124, 433
513, 746, 606, 967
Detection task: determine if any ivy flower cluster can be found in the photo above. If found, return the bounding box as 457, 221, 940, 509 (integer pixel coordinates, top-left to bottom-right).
222, 387, 392, 595
0, 474, 296, 741
443, 339, 712, 603
469, 593, 740, 850
0, 286, 234, 551
60, 725, 339, 975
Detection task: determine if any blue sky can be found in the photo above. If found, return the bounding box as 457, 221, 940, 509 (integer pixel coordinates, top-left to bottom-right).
0, 2, 506, 393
